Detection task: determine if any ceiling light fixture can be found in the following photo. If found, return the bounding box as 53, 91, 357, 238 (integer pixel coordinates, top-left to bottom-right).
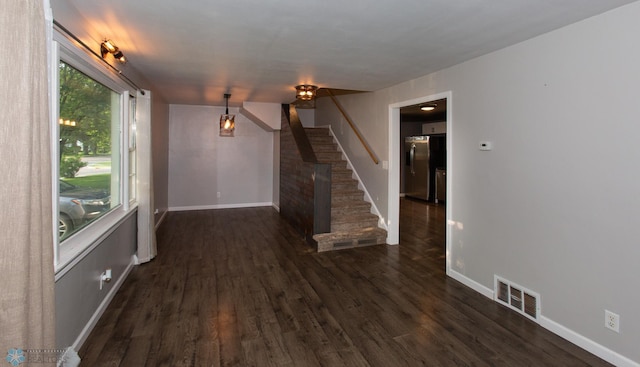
100, 39, 126, 63
295, 85, 318, 101
219, 93, 235, 137
420, 103, 437, 111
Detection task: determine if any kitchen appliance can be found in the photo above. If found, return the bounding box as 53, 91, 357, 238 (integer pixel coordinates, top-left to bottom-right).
405, 135, 447, 201
405, 136, 431, 200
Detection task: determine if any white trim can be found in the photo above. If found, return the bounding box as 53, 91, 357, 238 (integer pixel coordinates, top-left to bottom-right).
55, 208, 137, 279
71, 255, 136, 351
52, 28, 138, 270
317, 125, 388, 231
445, 95, 454, 280
154, 210, 168, 231
539, 317, 640, 367
447, 269, 494, 299
387, 91, 453, 247
272, 203, 281, 212
387, 106, 400, 245
50, 40, 60, 265
452, 268, 640, 367
169, 202, 273, 212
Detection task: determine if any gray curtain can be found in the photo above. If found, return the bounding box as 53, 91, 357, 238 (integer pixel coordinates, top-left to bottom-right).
0, 0, 56, 361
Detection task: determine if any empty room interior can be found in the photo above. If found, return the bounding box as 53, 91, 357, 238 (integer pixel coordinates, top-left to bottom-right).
3, 0, 640, 366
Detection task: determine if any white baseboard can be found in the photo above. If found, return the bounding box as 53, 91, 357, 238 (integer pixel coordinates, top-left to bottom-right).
272, 203, 280, 212
71, 256, 136, 351
154, 210, 168, 230
539, 316, 640, 367
447, 268, 494, 299
169, 202, 273, 212
448, 269, 639, 367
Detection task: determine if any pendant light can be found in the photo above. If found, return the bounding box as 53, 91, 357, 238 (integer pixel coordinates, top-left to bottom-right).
220, 93, 235, 137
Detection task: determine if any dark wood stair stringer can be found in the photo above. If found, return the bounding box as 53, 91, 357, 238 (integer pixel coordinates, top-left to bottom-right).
305, 127, 387, 252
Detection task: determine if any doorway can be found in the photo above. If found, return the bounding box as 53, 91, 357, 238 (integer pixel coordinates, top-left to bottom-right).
387, 91, 452, 273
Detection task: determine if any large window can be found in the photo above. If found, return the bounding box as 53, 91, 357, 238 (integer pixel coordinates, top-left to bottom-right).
58, 61, 119, 241
53, 32, 137, 269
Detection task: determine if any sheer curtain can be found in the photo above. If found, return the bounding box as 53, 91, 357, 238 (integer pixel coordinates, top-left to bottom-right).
136, 90, 158, 262
0, 0, 56, 359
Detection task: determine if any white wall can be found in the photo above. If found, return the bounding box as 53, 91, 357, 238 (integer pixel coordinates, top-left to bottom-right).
316, 2, 640, 365
152, 93, 170, 225
168, 104, 275, 209
272, 131, 281, 210
297, 108, 316, 127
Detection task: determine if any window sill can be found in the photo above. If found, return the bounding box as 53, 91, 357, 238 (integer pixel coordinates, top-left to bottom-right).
54, 204, 138, 281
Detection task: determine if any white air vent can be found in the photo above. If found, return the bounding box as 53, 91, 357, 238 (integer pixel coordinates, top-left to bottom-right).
494, 275, 540, 322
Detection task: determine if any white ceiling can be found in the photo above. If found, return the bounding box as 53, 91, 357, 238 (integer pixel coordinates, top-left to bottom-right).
53, 0, 637, 106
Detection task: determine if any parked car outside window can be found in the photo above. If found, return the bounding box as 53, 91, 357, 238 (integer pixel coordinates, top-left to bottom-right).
59, 180, 111, 240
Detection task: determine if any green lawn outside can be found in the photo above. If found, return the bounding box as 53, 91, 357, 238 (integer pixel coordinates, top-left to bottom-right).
63, 174, 111, 190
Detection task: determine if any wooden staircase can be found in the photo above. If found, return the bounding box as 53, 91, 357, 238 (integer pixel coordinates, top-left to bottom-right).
305, 128, 387, 252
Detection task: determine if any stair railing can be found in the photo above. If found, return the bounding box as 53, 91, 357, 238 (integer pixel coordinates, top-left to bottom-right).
286, 104, 317, 163
281, 105, 331, 243
326, 89, 379, 165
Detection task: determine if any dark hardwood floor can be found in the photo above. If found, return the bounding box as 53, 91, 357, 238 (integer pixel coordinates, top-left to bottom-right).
78, 199, 611, 366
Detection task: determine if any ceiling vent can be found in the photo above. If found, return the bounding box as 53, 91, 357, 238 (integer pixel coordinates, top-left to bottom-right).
494, 275, 540, 322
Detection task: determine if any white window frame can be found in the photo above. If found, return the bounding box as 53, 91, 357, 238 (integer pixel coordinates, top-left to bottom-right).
128, 95, 137, 205
51, 30, 137, 273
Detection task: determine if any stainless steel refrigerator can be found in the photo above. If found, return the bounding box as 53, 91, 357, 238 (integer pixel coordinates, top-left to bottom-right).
405, 136, 430, 200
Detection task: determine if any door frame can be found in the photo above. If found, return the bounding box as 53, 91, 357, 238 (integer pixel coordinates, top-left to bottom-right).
387, 91, 452, 272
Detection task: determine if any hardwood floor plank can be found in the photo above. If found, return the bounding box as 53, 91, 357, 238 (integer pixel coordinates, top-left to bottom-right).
78, 201, 613, 367
118, 337, 152, 367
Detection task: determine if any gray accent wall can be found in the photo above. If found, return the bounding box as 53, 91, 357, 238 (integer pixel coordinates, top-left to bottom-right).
316, 2, 640, 364
55, 213, 137, 349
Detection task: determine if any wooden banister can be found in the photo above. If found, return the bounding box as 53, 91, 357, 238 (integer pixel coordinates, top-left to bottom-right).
284, 104, 317, 163
326, 90, 379, 165
280, 104, 331, 239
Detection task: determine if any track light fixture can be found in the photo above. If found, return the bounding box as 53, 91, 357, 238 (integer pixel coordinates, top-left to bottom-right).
219, 93, 235, 137
100, 39, 126, 63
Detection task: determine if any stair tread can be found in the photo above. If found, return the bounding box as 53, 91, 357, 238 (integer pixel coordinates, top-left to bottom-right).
332, 188, 362, 194
314, 227, 387, 241
314, 226, 386, 237
333, 190, 359, 196
332, 175, 356, 181
305, 127, 387, 252
332, 211, 377, 220
306, 129, 330, 133
331, 199, 370, 208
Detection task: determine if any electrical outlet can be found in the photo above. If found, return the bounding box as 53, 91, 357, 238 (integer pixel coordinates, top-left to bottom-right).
217, 192, 221, 198
605, 310, 620, 333
99, 269, 112, 290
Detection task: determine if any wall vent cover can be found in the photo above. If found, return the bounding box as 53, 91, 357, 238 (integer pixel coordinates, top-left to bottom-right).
494, 275, 540, 322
